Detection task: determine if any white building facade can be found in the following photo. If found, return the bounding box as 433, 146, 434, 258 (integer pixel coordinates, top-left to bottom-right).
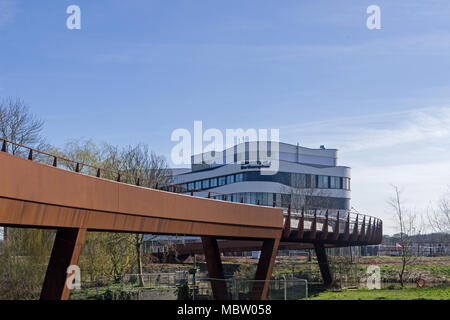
171, 142, 351, 211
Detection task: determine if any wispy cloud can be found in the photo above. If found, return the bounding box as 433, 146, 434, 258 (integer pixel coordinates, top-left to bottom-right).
281, 106, 450, 154
89, 30, 450, 69
280, 106, 450, 234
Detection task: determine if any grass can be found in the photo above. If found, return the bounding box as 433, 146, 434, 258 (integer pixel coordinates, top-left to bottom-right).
307, 285, 450, 300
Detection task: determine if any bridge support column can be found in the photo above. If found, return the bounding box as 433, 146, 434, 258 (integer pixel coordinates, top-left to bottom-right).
201, 236, 228, 300
252, 237, 280, 300
314, 243, 333, 288
40, 227, 87, 300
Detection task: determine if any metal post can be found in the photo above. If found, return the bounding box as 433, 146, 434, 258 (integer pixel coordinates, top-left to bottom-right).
201, 236, 228, 300
252, 237, 280, 300
305, 280, 308, 299
40, 227, 87, 300
314, 243, 333, 288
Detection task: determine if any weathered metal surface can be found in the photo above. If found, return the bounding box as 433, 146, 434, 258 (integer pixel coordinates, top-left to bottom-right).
366, 218, 372, 243
314, 243, 333, 288
342, 214, 350, 241
201, 237, 228, 300
358, 216, 366, 242
282, 205, 291, 238
331, 212, 340, 240
0, 197, 282, 240
0, 152, 283, 238
251, 238, 280, 300
308, 210, 317, 240
40, 228, 86, 300
320, 210, 329, 240
350, 215, 359, 242
296, 208, 305, 240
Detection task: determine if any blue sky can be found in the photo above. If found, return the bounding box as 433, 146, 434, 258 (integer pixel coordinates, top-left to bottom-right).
1, 0, 450, 233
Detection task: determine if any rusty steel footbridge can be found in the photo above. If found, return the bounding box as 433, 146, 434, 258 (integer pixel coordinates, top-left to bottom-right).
0, 138, 382, 300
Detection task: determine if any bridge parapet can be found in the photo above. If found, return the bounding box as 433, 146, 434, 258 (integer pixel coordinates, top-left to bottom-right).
282, 207, 382, 245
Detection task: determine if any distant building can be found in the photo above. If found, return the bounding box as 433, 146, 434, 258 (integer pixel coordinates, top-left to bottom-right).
171, 141, 351, 211
379, 233, 450, 256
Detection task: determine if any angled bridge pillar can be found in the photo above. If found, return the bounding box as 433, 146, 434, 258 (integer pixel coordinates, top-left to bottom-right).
251, 237, 280, 300
314, 243, 333, 288
201, 236, 229, 300
40, 227, 87, 300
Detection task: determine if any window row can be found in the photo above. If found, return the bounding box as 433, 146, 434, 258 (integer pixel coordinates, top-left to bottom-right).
209, 192, 349, 210
176, 172, 350, 192
291, 173, 350, 190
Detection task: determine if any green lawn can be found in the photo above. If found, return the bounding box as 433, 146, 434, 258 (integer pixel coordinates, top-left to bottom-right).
307, 286, 450, 300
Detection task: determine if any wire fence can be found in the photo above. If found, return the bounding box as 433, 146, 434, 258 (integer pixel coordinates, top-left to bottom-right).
192, 277, 308, 300
70, 272, 308, 300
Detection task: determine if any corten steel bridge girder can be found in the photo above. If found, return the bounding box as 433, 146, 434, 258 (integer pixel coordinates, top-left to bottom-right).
0, 145, 283, 300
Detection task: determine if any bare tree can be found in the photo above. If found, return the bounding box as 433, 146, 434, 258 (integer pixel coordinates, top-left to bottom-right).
428, 188, 450, 233
120, 144, 172, 286
0, 97, 45, 155
57, 139, 102, 173
387, 185, 423, 286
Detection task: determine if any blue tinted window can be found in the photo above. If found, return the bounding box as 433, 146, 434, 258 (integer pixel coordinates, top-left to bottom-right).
330, 177, 338, 189
318, 176, 329, 188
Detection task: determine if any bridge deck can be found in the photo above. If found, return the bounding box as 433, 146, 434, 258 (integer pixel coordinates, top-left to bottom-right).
0, 151, 283, 239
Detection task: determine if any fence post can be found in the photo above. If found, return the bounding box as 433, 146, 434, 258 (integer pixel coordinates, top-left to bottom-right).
305, 280, 308, 299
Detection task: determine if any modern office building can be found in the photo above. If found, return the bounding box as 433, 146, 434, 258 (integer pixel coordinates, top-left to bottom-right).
171, 141, 351, 211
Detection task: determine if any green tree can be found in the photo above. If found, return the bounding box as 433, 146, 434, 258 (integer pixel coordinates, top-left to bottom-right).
0, 228, 54, 299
